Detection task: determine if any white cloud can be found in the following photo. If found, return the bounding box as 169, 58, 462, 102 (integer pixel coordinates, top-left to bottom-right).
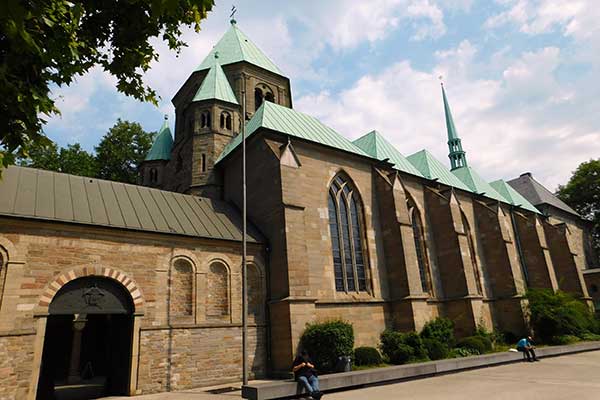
295, 41, 600, 190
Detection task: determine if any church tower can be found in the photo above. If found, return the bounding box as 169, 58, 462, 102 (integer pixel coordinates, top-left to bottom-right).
160, 18, 292, 198
442, 83, 467, 170
139, 115, 173, 188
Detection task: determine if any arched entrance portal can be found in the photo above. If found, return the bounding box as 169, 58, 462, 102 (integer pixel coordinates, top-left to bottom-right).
37, 276, 134, 400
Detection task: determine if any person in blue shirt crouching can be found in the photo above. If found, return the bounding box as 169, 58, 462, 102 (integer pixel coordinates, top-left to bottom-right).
517, 336, 539, 362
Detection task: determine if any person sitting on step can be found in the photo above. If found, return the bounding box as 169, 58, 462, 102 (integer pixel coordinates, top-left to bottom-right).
292, 350, 323, 399
517, 336, 539, 362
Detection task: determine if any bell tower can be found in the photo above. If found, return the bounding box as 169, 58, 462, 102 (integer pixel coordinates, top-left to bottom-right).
164, 19, 292, 198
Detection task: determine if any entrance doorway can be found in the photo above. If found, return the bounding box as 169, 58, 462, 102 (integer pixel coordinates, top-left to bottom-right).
36, 277, 134, 400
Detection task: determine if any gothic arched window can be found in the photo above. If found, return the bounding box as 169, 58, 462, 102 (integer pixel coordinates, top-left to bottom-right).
408, 200, 432, 295
461, 212, 483, 295
328, 174, 368, 292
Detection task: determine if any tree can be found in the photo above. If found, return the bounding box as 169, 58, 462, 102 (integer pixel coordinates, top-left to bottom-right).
18, 141, 97, 177
95, 119, 154, 184
59, 144, 97, 177
1, 0, 214, 173
557, 159, 600, 264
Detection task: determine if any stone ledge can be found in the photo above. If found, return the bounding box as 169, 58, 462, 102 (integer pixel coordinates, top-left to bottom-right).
242, 341, 600, 400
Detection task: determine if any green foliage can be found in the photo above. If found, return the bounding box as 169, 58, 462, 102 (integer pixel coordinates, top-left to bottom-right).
16, 119, 152, 182
526, 288, 598, 342
353, 347, 383, 366
301, 320, 354, 373
422, 338, 449, 360
95, 119, 154, 184
580, 332, 600, 341
380, 330, 427, 364
0, 0, 214, 172
456, 336, 492, 354
448, 347, 480, 358
557, 159, 600, 264
389, 344, 414, 364
420, 317, 455, 346
550, 335, 581, 345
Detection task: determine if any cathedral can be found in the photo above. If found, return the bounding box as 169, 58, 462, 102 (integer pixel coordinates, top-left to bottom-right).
0, 19, 597, 400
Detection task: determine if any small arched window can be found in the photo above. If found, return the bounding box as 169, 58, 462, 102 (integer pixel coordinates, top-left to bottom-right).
149, 168, 158, 184
200, 111, 211, 128
461, 212, 483, 295
220, 111, 232, 130
328, 174, 368, 292
254, 88, 263, 111
407, 199, 432, 295
248, 264, 264, 321
207, 262, 229, 319
169, 259, 194, 319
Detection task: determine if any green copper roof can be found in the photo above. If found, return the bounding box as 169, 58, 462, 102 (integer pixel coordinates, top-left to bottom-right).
196, 22, 283, 76
217, 102, 370, 163
145, 119, 173, 161
490, 179, 541, 214
406, 150, 471, 191
192, 61, 239, 105
442, 84, 459, 141
353, 130, 423, 177
452, 166, 506, 203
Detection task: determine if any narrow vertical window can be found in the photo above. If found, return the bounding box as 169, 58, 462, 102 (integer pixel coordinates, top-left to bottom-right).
328, 174, 369, 293
462, 212, 483, 295
201, 154, 206, 172
408, 201, 432, 295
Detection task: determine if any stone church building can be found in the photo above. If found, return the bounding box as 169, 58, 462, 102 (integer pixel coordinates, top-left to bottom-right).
0, 20, 597, 400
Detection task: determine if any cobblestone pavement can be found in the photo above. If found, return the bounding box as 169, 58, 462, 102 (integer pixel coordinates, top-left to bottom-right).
105, 350, 600, 400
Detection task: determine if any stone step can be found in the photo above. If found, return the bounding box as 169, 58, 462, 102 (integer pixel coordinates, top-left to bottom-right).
242, 341, 600, 400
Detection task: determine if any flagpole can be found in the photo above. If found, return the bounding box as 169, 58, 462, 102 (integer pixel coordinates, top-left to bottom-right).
241, 71, 248, 387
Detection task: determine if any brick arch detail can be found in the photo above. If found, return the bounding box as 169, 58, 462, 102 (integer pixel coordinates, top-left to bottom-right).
36, 266, 144, 313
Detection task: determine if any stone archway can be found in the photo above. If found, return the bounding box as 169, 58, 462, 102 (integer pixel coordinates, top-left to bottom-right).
36, 275, 136, 400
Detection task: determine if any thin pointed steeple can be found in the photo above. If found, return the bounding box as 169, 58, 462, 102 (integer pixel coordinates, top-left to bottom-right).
441, 83, 467, 170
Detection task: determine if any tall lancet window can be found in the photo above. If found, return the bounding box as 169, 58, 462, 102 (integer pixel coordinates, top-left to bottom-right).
328, 174, 368, 292
461, 212, 483, 295
407, 199, 432, 295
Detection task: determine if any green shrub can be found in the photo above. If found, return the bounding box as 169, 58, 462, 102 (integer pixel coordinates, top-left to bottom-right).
389, 344, 414, 364
354, 347, 383, 366
550, 335, 580, 345
526, 288, 597, 342
422, 338, 449, 360
580, 332, 600, 341
380, 330, 427, 364
456, 336, 492, 354
301, 320, 354, 373
449, 347, 480, 358
420, 317, 455, 346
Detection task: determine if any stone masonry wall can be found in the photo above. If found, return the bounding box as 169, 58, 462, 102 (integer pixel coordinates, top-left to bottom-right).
0, 334, 35, 400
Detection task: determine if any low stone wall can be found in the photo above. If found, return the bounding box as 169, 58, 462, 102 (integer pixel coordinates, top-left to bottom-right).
137, 325, 267, 394
242, 341, 600, 400
0, 332, 35, 400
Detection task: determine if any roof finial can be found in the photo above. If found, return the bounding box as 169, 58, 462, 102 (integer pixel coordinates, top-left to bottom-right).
438, 75, 444, 86
214, 51, 219, 59
230, 5, 237, 24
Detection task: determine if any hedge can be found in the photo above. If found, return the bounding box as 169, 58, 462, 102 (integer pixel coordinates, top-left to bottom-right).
354, 347, 383, 366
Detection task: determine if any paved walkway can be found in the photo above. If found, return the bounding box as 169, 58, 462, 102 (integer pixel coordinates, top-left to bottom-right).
105, 350, 600, 400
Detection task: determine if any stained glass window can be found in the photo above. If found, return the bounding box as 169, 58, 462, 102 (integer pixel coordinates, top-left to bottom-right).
328, 175, 369, 292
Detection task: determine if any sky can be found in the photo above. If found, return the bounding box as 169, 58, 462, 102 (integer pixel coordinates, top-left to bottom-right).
45, 0, 600, 191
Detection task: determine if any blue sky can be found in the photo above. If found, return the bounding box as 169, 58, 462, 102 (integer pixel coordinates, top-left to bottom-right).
45, 0, 600, 190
